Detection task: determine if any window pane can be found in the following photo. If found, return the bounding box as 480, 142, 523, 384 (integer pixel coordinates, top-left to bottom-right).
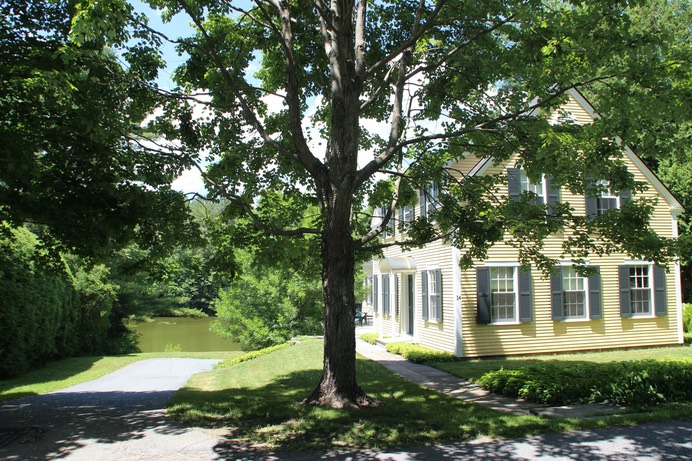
629, 266, 651, 315
490, 267, 516, 321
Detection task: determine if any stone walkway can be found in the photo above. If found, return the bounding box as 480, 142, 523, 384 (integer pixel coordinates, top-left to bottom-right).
354, 334, 622, 419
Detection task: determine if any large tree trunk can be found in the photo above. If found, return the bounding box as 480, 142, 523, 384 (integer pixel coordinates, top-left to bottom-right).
303, 194, 379, 408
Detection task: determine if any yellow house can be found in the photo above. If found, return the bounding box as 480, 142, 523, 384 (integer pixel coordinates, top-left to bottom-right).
365, 88, 684, 357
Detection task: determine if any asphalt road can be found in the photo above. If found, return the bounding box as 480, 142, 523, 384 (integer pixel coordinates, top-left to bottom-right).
0, 358, 689, 461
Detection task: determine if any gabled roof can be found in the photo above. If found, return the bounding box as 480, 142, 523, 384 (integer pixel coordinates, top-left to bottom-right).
466, 88, 684, 213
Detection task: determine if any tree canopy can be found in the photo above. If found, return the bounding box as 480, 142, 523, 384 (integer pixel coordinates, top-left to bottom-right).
24, 0, 692, 407
0, 0, 196, 254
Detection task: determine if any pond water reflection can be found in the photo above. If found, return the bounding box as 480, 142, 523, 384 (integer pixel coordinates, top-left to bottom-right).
130, 317, 242, 352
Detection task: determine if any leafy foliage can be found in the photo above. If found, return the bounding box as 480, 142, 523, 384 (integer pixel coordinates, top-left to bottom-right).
212, 250, 323, 351
0, 224, 132, 378
358, 333, 379, 345
386, 342, 458, 364
216, 342, 294, 369
0, 0, 197, 255
477, 359, 692, 406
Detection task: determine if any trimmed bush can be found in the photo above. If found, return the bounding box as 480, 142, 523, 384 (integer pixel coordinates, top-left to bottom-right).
216, 342, 294, 369
386, 342, 458, 364
477, 359, 692, 407
683, 303, 692, 333
359, 333, 379, 345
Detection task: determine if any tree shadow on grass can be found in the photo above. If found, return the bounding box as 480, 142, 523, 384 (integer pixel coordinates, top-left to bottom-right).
170, 357, 569, 455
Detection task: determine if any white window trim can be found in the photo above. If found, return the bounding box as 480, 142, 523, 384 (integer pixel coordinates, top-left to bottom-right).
595, 180, 621, 215
560, 265, 590, 322
489, 265, 520, 325
626, 261, 655, 319
520, 170, 548, 204
427, 270, 441, 323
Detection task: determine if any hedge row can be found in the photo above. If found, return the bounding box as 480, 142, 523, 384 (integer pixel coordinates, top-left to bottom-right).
216, 342, 295, 369
477, 359, 692, 406
0, 226, 121, 378
386, 342, 458, 364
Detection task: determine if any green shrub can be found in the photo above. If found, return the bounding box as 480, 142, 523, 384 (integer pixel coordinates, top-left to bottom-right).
477, 359, 692, 407
359, 333, 379, 345
685, 332, 692, 344
683, 304, 692, 333
386, 342, 458, 364
216, 342, 294, 369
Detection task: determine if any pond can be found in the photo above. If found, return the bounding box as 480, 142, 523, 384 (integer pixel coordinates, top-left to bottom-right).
130, 317, 242, 353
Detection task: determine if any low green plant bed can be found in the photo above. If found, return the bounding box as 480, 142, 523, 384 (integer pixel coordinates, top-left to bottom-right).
359, 333, 379, 345
216, 342, 294, 369
386, 342, 458, 364
477, 359, 692, 406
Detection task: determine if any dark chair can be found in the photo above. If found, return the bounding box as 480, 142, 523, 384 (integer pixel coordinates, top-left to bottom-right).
355, 303, 364, 326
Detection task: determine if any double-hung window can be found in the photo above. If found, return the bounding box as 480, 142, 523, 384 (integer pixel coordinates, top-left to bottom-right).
421, 269, 442, 322
419, 183, 439, 218
619, 264, 667, 318
586, 180, 631, 218
379, 206, 394, 238
382, 273, 391, 315
551, 266, 602, 321
477, 265, 532, 324
507, 168, 559, 208
490, 267, 517, 323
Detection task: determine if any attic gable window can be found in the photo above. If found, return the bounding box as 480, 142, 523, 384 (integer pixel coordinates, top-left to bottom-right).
586, 180, 631, 218
507, 168, 559, 208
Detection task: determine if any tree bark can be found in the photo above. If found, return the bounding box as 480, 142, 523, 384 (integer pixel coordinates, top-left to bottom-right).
303, 192, 379, 408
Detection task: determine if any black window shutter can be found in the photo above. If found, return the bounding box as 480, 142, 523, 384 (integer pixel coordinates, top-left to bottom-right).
588, 267, 602, 320
654, 266, 666, 316
619, 189, 632, 203
476, 267, 491, 324
519, 268, 532, 322
507, 168, 521, 202
395, 275, 400, 316
421, 270, 429, 320
373, 275, 379, 312
619, 266, 633, 318
551, 268, 564, 321
435, 269, 443, 322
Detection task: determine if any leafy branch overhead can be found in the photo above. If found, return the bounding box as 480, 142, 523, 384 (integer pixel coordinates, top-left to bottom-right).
14, 0, 690, 407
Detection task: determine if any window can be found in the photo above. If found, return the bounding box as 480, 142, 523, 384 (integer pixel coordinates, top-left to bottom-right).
619, 264, 666, 318
629, 265, 651, 315
551, 266, 601, 321
586, 180, 631, 218
380, 207, 394, 238
520, 170, 546, 204
477, 265, 532, 324
365, 276, 373, 305
419, 183, 439, 218
421, 269, 442, 322
382, 274, 391, 315
399, 205, 414, 232
490, 267, 516, 322
562, 267, 586, 318
507, 168, 559, 208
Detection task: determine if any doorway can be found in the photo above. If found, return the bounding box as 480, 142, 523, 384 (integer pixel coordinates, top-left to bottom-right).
406, 274, 414, 336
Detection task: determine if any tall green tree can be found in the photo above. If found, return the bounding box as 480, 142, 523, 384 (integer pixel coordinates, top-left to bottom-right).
0, 0, 196, 254
71, 0, 688, 408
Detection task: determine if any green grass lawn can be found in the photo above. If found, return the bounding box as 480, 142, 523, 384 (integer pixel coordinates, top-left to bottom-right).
167, 339, 692, 451
0, 350, 243, 403
433, 344, 692, 381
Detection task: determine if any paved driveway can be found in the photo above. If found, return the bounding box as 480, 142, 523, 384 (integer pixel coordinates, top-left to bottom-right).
0, 358, 690, 460
0, 358, 224, 461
